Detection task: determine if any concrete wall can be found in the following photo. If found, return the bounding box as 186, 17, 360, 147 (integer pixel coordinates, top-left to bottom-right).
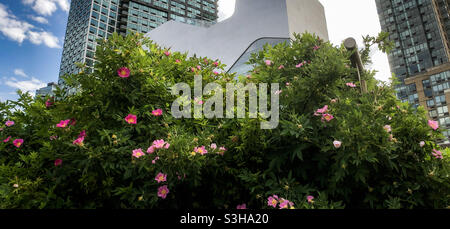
145, 0, 328, 71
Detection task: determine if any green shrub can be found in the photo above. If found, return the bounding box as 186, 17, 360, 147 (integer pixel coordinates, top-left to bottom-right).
0, 32, 448, 209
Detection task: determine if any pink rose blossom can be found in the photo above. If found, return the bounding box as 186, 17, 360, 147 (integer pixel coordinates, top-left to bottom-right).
164, 143, 170, 149
54, 159, 62, 167
278, 65, 285, 70
152, 156, 160, 164
314, 105, 328, 116
117, 67, 130, 78
210, 143, 217, 150
152, 109, 163, 116
3, 136, 11, 143
428, 120, 439, 130
13, 139, 24, 148
194, 146, 208, 155
307, 195, 314, 203
267, 196, 278, 208
384, 125, 392, 133
153, 139, 166, 149
296, 62, 304, 68
432, 149, 443, 159
265, 60, 272, 66
420, 141, 425, 147
155, 172, 167, 183
125, 114, 137, 124
132, 148, 145, 158
56, 119, 70, 128
346, 82, 357, 88
322, 113, 334, 122
213, 71, 219, 75
237, 204, 247, 209
164, 51, 171, 56
73, 136, 85, 146
197, 65, 202, 70
147, 146, 155, 154
5, 120, 15, 127
175, 59, 181, 63
158, 185, 170, 199
333, 140, 342, 148
213, 62, 219, 67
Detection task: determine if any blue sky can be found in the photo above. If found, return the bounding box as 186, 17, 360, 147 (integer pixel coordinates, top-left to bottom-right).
0, 0, 69, 102
0, 0, 391, 102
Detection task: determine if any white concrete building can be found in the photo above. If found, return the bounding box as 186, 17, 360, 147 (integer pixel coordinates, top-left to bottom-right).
145, 0, 329, 75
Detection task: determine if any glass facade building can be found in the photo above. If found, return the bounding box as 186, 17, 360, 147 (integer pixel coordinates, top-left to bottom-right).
375, 0, 450, 144
58, 0, 218, 82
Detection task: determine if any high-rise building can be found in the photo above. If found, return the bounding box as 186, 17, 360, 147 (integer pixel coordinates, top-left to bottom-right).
375, 0, 450, 144
57, 0, 218, 83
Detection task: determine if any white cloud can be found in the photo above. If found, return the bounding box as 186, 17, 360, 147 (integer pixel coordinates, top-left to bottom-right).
14, 69, 28, 78
22, 0, 69, 16
0, 4, 61, 48
5, 77, 46, 96
28, 31, 61, 48
29, 15, 49, 24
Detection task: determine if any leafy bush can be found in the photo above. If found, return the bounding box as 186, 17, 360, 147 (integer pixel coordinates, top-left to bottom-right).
0, 32, 448, 209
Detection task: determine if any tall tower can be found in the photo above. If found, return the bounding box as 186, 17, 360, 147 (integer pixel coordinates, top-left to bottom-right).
375, 0, 450, 144
58, 0, 218, 83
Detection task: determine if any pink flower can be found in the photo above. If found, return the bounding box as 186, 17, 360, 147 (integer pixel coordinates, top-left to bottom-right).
45, 99, 53, 108
331, 99, 337, 103
428, 120, 439, 130
307, 195, 314, 203
265, 60, 272, 66
313, 45, 320, 50
213, 62, 219, 67
164, 143, 170, 149
152, 109, 163, 116
69, 118, 77, 126
153, 139, 166, 149
322, 113, 334, 122
296, 62, 304, 68
152, 156, 160, 164
314, 105, 328, 116
278, 65, 285, 70
155, 172, 167, 183
147, 146, 155, 154
56, 119, 70, 128
384, 125, 392, 133
5, 120, 14, 127
194, 146, 208, 155
13, 139, 24, 148
175, 59, 181, 63
54, 159, 62, 166
237, 204, 247, 209
125, 114, 137, 124
197, 65, 202, 70
219, 146, 226, 151
78, 130, 86, 139
158, 185, 169, 199
274, 90, 282, 95
432, 149, 443, 159
420, 141, 425, 147
210, 143, 217, 150
132, 148, 145, 158
333, 140, 342, 148
267, 196, 278, 208
0, 128, 3, 131
279, 199, 289, 209
3, 136, 11, 143
117, 67, 130, 78
191, 67, 196, 72
194, 97, 204, 105
213, 71, 219, 75
164, 51, 171, 56
286, 82, 290, 86
72, 136, 84, 146
346, 82, 356, 88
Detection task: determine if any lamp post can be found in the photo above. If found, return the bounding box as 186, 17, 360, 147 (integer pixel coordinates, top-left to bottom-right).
344, 37, 367, 94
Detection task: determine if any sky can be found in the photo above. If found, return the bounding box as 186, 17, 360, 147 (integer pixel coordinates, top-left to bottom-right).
0, 0, 391, 102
